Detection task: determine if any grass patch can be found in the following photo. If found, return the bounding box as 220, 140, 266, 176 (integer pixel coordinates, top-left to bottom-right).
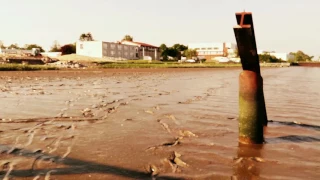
96, 60, 164, 65
0, 64, 59, 71
99, 61, 241, 69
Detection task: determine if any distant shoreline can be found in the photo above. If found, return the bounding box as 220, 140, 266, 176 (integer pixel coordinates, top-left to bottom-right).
2, 61, 320, 71
296, 62, 320, 67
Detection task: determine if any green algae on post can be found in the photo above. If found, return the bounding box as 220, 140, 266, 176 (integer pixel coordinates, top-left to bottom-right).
239, 71, 264, 144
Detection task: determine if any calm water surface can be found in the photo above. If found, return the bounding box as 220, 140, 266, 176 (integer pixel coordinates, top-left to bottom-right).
0, 67, 319, 180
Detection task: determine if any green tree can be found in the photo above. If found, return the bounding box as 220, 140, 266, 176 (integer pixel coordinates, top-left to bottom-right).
0, 41, 5, 49
8, 43, 21, 49
184, 49, 197, 58
50, 40, 61, 52
159, 44, 167, 51
166, 48, 179, 59
172, 44, 188, 52
290, 50, 313, 62
60, 44, 76, 55
122, 35, 133, 41
159, 44, 168, 60
159, 43, 189, 60
24, 44, 45, 52
79, 32, 94, 41
259, 53, 282, 63
172, 44, 188, 60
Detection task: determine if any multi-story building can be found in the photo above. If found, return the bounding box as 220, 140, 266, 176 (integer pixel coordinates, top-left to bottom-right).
188, 42, 237, 61
76, 41, 138, 60
76, 40, 160, 60
120, 40, 160, 60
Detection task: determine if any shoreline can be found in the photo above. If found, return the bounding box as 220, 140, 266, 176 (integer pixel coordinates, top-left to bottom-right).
297, 62, 320, 67
0, 61, 296, 71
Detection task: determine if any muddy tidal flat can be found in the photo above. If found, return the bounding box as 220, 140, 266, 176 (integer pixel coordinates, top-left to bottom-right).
0, 67, 319, 180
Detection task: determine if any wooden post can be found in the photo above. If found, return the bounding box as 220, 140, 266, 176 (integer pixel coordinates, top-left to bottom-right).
234, 12, 268, 144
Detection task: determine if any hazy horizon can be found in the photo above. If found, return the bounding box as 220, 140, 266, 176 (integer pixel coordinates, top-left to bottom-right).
0, 0, 319, 58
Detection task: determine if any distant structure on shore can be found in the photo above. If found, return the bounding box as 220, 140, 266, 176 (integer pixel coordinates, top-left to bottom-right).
188, 42, 238, 62
257, 50, 294, 61
0, 48, 35, 55
187, 42, 294, 62
76, 40, 160, 60
0, 48, 62, 59
121, 40, 160, 61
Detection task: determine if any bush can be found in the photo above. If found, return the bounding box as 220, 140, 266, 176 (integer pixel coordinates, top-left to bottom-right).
60, 44, 76, 55
0, 64, 58, 71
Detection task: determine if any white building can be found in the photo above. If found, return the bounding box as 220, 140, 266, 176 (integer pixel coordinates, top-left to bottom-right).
188, 42, 237, 61
41, 52, 62, 58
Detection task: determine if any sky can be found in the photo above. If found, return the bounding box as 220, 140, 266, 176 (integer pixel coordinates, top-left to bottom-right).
0, 0, 319, 58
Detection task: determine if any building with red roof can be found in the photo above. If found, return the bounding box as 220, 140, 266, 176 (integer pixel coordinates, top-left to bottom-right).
121, 40, 160, 60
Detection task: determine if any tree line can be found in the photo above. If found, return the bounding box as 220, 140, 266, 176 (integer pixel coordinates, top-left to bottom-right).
1, 33, 316, 61
289, 51, 314, 62
0, 41, 76, 55
0, 42, 45, 52
258, 50, 314, 63
0, 32, 95, 55
159, 44, 197, 60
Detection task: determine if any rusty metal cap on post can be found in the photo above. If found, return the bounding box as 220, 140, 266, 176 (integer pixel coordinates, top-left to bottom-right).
234, 12, 254, 29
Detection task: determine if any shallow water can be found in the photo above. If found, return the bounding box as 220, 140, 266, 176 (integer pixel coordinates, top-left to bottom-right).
0, 67, 319, 180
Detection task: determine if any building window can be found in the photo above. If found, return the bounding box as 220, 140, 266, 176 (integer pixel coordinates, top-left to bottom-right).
207, 48, 212, 50
201, 48, 206, 50
214, 47, 219, 50
80, 44, 83, 49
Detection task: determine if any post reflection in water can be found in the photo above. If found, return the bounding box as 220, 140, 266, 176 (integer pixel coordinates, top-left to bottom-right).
232, 143, 264, 180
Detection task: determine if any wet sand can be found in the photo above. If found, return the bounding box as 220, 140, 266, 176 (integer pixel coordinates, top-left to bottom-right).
0, 67, 319, 180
